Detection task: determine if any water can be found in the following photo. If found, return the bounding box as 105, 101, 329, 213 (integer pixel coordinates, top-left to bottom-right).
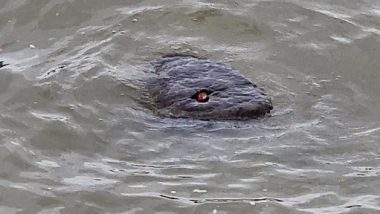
0, 0, 379, 213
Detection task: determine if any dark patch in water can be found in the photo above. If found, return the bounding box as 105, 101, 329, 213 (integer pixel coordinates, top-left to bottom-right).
0, 61, 8, 68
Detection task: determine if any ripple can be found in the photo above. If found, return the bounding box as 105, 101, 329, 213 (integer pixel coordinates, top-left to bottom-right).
62, 175, 118, 188
1, 0, 380, 213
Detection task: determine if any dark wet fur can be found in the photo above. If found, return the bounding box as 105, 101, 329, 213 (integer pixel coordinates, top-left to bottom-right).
147, 55, 273, 120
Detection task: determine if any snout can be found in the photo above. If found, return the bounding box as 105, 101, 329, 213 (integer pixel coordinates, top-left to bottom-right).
236, 101, 273, 119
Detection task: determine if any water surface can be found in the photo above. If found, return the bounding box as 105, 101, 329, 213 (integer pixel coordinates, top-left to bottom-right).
0, 0, 379, 213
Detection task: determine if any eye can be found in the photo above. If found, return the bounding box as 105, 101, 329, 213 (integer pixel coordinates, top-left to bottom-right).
192, 90, 211, 102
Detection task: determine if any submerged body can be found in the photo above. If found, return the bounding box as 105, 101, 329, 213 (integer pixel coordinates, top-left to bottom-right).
148, 55, 273, 120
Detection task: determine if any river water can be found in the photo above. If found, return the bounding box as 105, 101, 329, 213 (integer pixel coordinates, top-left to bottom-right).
0, 0, 379, 213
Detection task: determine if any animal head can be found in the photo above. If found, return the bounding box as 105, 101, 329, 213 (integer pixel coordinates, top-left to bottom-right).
148, 55, 273, 120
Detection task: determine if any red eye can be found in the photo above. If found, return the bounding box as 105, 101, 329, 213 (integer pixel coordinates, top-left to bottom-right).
192, 90, 210, 102
197, 91, 208, 102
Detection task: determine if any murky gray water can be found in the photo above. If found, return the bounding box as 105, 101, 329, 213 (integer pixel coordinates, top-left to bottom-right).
0, 0, 379, 213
